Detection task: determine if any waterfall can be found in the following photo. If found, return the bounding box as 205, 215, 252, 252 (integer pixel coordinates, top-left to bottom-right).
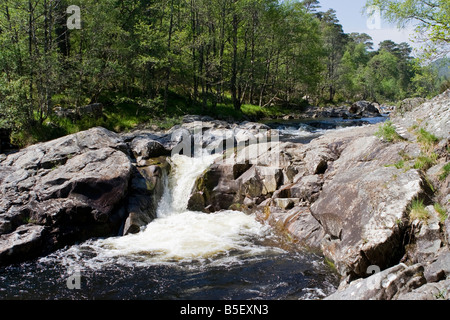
156, 153, 218, 218
13, 152, 338, 300
64, 153, 276, 267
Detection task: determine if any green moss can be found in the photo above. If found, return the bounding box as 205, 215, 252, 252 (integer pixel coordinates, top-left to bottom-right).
324, 257, 336, 270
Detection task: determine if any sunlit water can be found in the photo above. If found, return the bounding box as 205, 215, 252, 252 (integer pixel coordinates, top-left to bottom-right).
0, 153, 339, 300
265, 116, 387, 143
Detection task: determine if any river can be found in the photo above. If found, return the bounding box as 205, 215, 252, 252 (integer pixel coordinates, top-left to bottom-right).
0, 117, 387, 300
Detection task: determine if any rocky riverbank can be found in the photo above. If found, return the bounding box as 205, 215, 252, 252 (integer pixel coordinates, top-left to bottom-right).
0, 91, 449, 300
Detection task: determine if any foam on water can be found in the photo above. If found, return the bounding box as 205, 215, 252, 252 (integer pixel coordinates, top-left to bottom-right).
49, 153, 283, 271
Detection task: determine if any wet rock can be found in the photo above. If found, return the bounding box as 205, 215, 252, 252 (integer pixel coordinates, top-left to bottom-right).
0, 225, 47, 265
123, 164, 167, 235
187, 192, 207, 212
188, 161, 243, 212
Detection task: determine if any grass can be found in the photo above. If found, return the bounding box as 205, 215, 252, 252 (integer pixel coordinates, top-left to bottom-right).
415, 128, 440, 152
10, 90, 296, 147
440, 162, 450, 181
434, 203, 448, 223
413, 153, 438, 171
375, 121, 405, 143
409, 199, 430, 222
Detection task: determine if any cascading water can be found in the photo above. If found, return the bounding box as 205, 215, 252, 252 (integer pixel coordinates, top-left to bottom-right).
0, 153, 339, 300
89, 153, 275, 265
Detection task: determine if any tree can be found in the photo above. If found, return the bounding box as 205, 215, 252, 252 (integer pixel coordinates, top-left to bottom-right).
317, 9, 348, 102
365, 0, 450, 59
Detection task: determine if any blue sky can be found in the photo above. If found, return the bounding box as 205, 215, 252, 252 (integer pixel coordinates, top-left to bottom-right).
317, 0, 418, 51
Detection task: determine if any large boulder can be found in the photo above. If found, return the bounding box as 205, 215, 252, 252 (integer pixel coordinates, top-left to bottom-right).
325, 263, 426, 300
0, 225, 47, 266
311, 157, 426, 278
349, 101, 381, 117
391, 89, 450, 140
0, 128, 134, 265
2, 127, 128, 170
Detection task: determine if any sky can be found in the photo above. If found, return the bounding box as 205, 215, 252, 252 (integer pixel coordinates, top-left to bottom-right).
317, 0, 419, 53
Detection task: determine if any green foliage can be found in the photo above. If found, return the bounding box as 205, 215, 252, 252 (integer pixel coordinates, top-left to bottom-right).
409, 199, 430, 222
413, 153, 438, 170
440, 162, 450, 181
434, 203, 448, 223
393, 159, 405, 169
375, 121, 405, 143
0, 0, 444, 144
365, 0, 450, 60
416, 128, 440, 151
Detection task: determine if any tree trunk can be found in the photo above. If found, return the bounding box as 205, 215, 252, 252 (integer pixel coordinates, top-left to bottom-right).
231, 13, 240, 111
164, 0, 175, 112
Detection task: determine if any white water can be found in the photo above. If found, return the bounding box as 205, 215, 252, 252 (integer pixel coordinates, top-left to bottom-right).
157, 153, 218, 217
54, 153, 280, 269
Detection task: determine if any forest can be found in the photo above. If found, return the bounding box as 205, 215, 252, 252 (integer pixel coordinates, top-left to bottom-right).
0, 0, 448, 146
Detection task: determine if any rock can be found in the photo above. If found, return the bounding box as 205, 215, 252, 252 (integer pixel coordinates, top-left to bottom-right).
349, 101, 381, 117
404, 206, 443, 264
0, 128, 135, 266
303, 145, 337, 175
396, 279, 450, 300
273, 175, 323, 204
131, 136, 169, 162
3, 127, 127, 170
34, 148, 132, 213
0, 225, 47, 265
78, 103, 103, 119
312, 165, 426, 278
325, 263, 426, 300
53, 107, 78, 121
309, 131, 428, 278
187, 192, 207, 212
273, 198, 298, 210
424, 251, 450, 283
122, 164, 167, 235
395, 97, 427, 115
188, 161, 242, 212
257, 205, 325, 251
392, 90, 450, 140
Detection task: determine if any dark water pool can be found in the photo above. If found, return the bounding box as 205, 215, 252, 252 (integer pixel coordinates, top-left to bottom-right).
0, 243, 338, 300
